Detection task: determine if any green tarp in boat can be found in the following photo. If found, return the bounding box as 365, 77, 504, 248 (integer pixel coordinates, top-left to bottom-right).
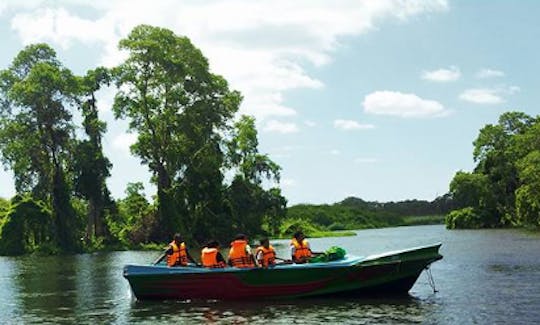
309, 246, 347, 263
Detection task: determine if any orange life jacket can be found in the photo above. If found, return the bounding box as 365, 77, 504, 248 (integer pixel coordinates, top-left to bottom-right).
256, 245, 276, 267
291, 238, 312, 262
167, 241, 188, 266
201, 247, 226, 268
228, 240, 255, 268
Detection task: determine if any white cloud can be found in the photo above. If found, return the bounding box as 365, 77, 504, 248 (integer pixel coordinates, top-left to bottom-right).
459, 86, 518, 105
421, 66, 460, 82
354, 157, 378, 163
240, 91, 297, 120
459, 89, 502, 104
333, 119, 375, 130
95, 85, 116, 113
507, 85, 521, 94
363, 91, 447, 118
0, 1, 44, 16
112, 132, 137, 152
329, 149, 341, 155
8, 0, 448, 120
476, 68, 505, 79
304, 120, 317, 127
11, 8, 113, 49
263, 120, 299, 134
281, 178, 297, 187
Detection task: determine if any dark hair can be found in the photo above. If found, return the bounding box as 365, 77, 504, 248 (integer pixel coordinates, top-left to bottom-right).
259, 237, 269, 245
293, 231, 304, 240
173, 233, 182, 242
206, 240, 220, 248
234, 233, 248, 240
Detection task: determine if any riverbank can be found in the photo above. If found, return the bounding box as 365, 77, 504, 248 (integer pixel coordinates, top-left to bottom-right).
400, 215, 445, 226
10, 214, 444, 256
272, 230, 357, 240
276, 214, 445, 240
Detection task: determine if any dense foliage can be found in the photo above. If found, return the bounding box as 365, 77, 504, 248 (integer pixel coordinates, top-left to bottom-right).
0, 195, 53, 255
112, 25, 241, 243
446, 112, 540, 229
0, 25, 287, 255
73, 67, 115, 242
0, 44, 81, 251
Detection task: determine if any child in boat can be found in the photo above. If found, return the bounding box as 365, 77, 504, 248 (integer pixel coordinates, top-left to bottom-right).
255, 237, 276, 268
201, 240, 226, 268
290, 231, 313, 263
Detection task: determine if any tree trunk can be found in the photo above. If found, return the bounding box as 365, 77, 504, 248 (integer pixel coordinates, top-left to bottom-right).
154, 163, 185, 242
86, 197, 96, 239
52, 165, 70, 250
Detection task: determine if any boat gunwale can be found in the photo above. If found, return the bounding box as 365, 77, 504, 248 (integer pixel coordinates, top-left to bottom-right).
123, 242, 443, 277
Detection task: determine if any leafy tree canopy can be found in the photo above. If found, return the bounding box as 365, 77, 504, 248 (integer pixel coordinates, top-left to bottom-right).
447, 111, 540, 229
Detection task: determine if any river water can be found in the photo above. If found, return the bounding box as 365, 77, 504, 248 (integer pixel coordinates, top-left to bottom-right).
1, 225, 540, 324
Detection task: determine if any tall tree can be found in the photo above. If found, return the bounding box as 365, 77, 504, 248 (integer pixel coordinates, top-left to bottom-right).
227, 115, 281, 184
72, 67, 113, 240
514, 119, 540, 227
113, 25, 241, 241
472, 112, 535, 223
0, 44, 79, 250
449, 171, 491, 210
225, 115, 286, 236
515, 151, 540, 227
109, 182, 155, 245
447, 111, 540, 229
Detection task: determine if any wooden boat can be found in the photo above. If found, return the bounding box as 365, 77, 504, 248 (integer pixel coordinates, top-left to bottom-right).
123, 243, 442, 300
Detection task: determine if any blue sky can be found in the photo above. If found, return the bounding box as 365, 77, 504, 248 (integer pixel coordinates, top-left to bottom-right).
0, 0, 538, 205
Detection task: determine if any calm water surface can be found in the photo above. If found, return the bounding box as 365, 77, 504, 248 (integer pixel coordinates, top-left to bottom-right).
1, 225, 540, 324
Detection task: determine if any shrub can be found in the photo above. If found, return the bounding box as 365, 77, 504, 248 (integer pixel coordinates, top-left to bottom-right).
0, 195, 54, 255
445, 207, 484, 229
278, 218, 321, 238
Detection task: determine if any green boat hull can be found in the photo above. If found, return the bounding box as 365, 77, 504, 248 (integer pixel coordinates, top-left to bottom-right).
123, 243, 443, 300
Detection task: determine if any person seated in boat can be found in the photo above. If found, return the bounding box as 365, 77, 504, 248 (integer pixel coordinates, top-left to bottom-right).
201, 240, 226, 268
166, 233, 197, 267
255, 237, 276, 268
228, 234, 258, 268
290, 231, 312, 264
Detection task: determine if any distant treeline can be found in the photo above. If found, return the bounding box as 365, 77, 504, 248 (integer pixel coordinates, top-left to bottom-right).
284, 195, 452, 234
446, 112, 540, 230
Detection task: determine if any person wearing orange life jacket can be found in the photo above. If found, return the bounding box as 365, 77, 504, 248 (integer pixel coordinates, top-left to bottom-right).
255, 237, 276, 268
228, 234, 258, 268
165, 233, 197, 267
290, 231, 313, 264
201, 240, 226, 268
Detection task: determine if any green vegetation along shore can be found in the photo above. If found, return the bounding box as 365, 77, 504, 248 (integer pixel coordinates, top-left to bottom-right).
446, 112, 540, 230
282, 197, 451, 238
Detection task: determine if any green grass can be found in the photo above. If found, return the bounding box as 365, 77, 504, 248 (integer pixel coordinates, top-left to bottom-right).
272, 230, 356, 239
309, 230, 357, 238
401, 215, 445, 226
